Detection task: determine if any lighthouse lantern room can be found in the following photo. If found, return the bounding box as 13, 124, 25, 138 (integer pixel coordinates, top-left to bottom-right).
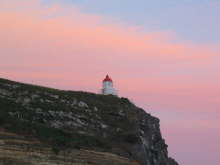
101, 75, 118, 96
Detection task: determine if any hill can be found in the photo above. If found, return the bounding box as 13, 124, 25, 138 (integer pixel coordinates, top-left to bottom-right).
0, 78, 178, 165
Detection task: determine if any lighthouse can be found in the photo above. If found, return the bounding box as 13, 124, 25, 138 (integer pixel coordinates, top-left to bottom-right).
101, 75, 118, 96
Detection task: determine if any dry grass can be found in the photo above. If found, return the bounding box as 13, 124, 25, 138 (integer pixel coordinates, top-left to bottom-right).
0, 129, 140, 165
0, 157, 33, 165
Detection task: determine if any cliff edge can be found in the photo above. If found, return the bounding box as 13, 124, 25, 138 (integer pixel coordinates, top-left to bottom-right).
0, 78, 178, 165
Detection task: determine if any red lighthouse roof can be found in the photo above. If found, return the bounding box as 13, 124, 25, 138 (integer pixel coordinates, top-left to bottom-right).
103, 75, 113, 82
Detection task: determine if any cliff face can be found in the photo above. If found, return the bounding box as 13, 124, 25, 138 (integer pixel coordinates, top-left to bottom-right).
0, 78, 178, 165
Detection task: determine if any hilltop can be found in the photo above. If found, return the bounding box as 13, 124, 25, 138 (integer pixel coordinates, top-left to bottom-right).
0, 78, 178, 165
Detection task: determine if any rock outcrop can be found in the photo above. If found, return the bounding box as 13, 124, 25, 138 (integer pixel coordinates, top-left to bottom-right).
0, 78, 179, 165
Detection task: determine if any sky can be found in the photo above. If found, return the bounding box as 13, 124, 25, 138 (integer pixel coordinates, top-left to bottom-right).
0, 0, 220, 164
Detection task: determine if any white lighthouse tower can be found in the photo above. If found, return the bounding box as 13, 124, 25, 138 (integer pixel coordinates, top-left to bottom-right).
101, 75, 118, 96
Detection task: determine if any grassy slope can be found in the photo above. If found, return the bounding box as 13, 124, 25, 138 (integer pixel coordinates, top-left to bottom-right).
0, 78, 135, 153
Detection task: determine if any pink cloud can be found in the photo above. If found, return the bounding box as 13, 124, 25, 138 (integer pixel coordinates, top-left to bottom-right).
0, 1, 220, 165
0, 0, 219, 112
162, 120, 220, 165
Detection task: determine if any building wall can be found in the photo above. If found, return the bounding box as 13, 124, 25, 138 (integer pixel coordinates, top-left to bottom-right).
102, 82, 117, 96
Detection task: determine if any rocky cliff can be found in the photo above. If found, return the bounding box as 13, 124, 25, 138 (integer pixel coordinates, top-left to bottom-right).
0, 78, 178, 165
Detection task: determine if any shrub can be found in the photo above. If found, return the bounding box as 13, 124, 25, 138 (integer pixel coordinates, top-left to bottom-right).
52, 146, 60, 155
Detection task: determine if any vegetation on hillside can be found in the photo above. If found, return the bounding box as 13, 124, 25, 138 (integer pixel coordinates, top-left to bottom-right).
0, 78, 136, 154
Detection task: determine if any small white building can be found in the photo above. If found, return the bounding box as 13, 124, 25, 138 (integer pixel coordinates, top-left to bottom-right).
101, 75, 118, 96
